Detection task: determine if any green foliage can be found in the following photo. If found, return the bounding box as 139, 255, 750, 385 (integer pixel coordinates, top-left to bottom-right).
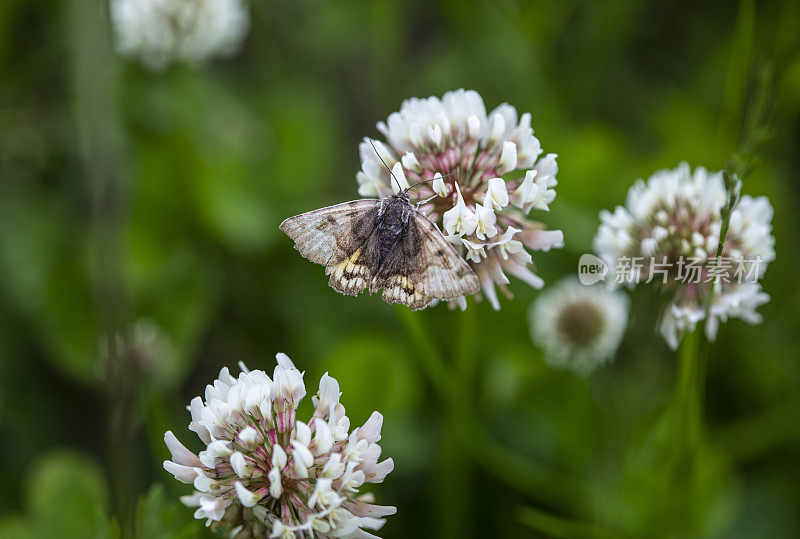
0, 451, 112, 539
1, 0, 799, 537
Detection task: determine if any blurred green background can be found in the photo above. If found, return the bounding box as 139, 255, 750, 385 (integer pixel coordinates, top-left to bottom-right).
1, 0, 800, 537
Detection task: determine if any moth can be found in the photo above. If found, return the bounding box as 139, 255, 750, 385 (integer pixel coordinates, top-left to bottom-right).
279, 189, 480, 310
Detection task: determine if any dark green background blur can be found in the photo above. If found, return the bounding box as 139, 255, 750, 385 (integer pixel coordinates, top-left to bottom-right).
1, 0, 800, 537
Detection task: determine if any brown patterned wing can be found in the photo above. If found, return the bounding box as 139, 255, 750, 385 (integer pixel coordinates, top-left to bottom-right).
279, 199, 380, 266
279, 199, 381, 298
375, 211, 480, 310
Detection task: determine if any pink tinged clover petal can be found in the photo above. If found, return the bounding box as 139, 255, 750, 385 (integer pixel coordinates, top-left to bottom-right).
365, 458, 394, 483
518, 228, 564, 251
357, 411, 384, 443
163, 460, 200, 484
164, 431, 202, 467
344, 499, 398, 518
501, 251, 544, 289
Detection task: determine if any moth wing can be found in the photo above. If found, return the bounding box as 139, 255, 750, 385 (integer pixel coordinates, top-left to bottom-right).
324, 232, 382, 297
279, 199, 380, 266
378, 211, 480, 310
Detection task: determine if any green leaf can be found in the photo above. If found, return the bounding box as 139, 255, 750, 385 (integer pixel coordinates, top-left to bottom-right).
26, 451, 111, 538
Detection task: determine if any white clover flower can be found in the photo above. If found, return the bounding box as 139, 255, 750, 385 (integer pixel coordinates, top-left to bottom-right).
110, 0, 250, 70
164, 354, 396, 538
530, 277, 629, 373
594, 163, 775, 349
356, 89, 564, 310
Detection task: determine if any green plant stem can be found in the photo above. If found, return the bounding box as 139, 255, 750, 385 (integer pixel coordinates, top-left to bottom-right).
69, 0, 135, 535
440, 307, 478, 538
397, 306, 584, 534
395, 307, 455, 399
517, 505, 618, 539
673, 328, 705, 454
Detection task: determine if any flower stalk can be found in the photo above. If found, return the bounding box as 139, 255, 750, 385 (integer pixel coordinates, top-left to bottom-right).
69, 0, 137, 534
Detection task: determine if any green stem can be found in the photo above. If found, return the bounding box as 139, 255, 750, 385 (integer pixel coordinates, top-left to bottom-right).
517, 505, 618, 539
69, 0, 135, 535
440, 307, 478, 538
395, 307, 454, 399
397, 306, 584, 534
673, 328, 704, 454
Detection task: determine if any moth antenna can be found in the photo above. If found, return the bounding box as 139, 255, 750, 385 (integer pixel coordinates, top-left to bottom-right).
369, 139, 403, 193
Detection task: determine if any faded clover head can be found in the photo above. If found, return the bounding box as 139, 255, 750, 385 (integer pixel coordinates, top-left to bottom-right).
110, 0, 250, 70
163, 354, 395, 538
594, 162, 775, 349
356, 89, 564, 310
530, 277, 629, 373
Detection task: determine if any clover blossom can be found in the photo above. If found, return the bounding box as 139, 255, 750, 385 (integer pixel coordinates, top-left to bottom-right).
110, 0, 250, 70
164, 354, 395, 538
594, 163, 775, 348
356, 89, 564, 310
530, 277, 629, 373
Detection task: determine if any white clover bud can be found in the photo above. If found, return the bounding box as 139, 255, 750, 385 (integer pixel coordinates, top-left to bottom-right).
531, 277, 629, 373
271, 444, 287, 469
390, 162, 410, 193
497, 140, 517, 174
443, 182, 478, 236
235, 482, 261, 507
401, 151, 422, 173
238, 426, 259, 446
474, 203, 498, 240
484, 177, 509, 210
268, 467, 283, 499
432, 172, 450, 197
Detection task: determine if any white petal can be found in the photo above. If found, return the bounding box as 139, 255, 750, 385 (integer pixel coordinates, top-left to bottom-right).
432, 172, 449, 197
467, 115, 481, 139
291, 440, 314, 468
497, 141, 517, 174
234, 481, 261, 507
357, 412, 383, 443
294, 420, 311, 446
314, 419, 334, 454
484, 177, 509, 210
272, 444, 287, 469
164, 431, 202, 467
163, 461, 199, 484
401, 151, 421, 172
268, 467, 282, 499
230, 451, 249, 478
390, 162, 410, 193
238, 426, 259, 445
